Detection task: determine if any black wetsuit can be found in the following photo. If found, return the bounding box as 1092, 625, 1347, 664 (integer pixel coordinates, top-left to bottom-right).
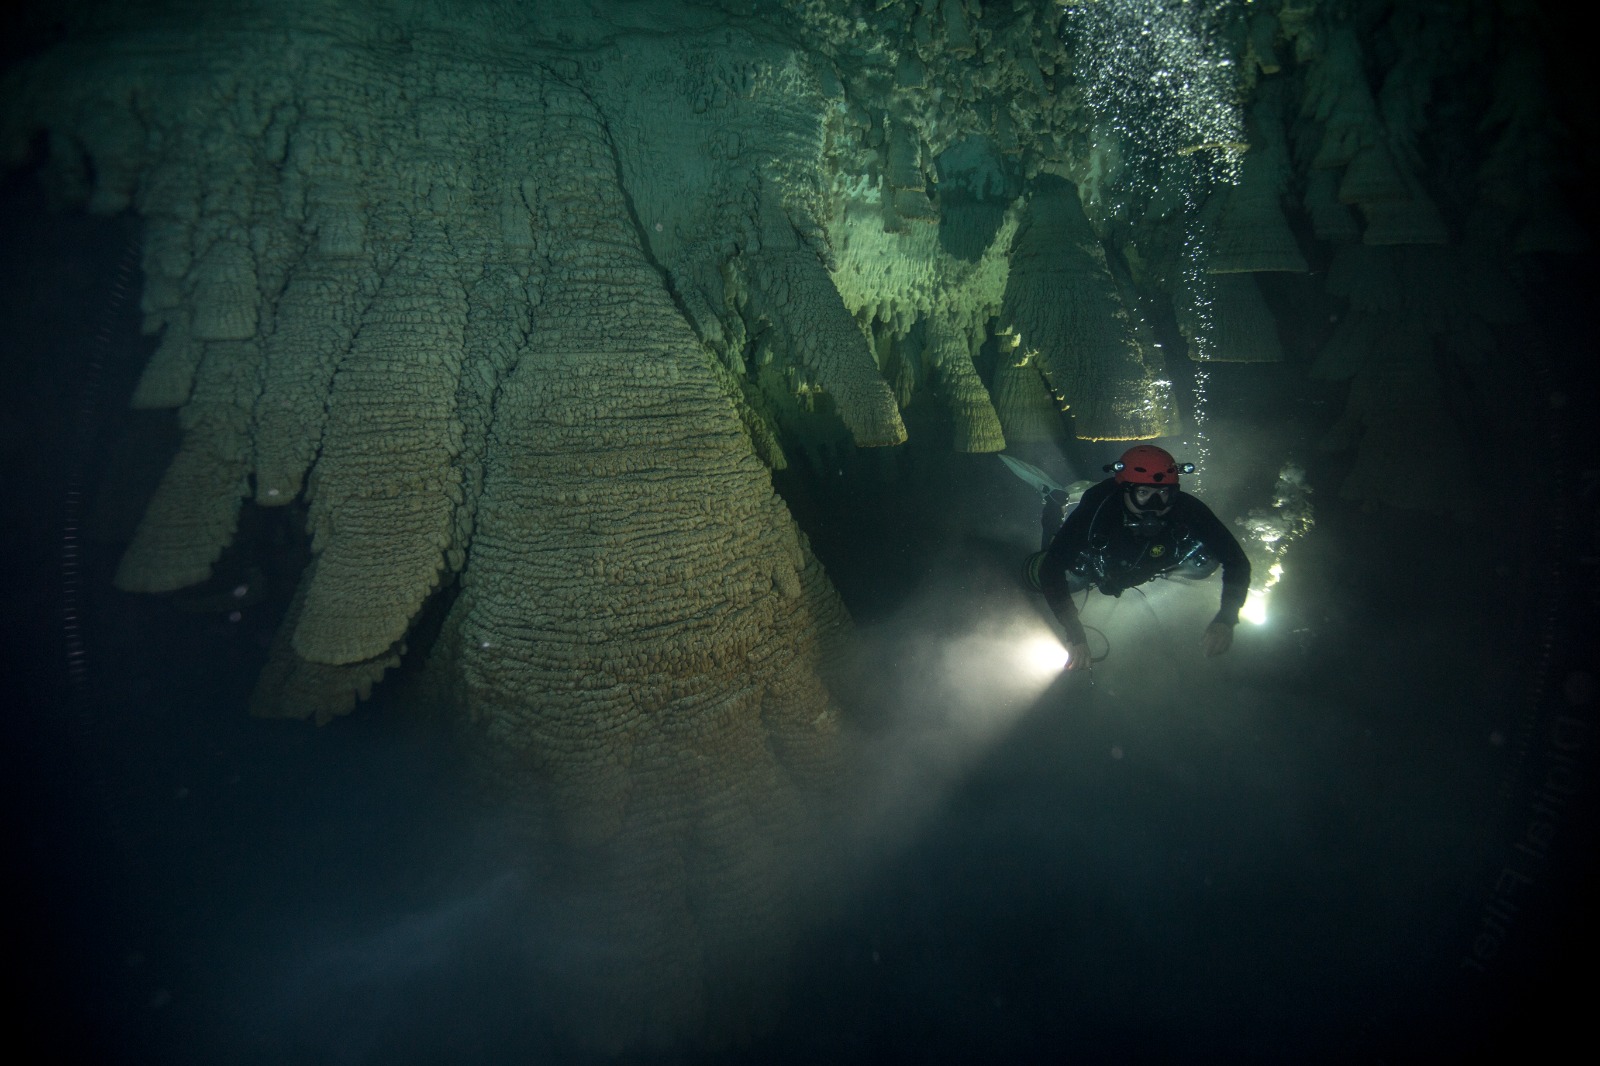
1040, 477, 1251, 645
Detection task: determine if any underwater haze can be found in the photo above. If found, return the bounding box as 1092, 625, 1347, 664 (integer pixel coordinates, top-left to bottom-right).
7, 175, 1595, 1066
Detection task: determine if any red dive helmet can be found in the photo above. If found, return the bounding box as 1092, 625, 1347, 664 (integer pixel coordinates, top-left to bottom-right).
1109, 445, 1194, 486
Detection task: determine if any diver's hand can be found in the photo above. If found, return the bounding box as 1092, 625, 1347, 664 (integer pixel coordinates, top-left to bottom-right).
1201, 620, 1234, 657
1063, 641, 1093, 671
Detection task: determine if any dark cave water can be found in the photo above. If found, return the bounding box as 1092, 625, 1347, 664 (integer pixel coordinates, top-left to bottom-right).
5, 173, 1597, 1066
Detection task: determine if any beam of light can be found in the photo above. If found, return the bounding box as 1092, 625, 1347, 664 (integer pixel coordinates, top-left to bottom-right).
934, 615, 1071, 741
1237, 463, 1312, 628
1023, 633, 1072, 674
1241, 586, 1270, 626
835, 608, 1077, 856
1240, 562, 1284, 626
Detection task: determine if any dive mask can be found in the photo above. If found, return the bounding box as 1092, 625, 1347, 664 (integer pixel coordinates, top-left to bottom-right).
1126, 484, 1173, 513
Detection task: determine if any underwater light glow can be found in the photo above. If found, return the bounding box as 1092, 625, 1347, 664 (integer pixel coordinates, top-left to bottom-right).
1241, 586, 1269, 626
931, 618, 1074, 738
1022, 633, 1071, 674
1241, 562, 1285, 626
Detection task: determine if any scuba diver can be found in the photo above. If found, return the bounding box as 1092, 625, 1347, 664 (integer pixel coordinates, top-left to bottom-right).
1010, 445, 1250, 671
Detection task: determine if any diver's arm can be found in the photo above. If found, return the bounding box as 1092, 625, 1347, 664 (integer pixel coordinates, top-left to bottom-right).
1216, 569, 1249, 626
1189, 501, 1247, 657
1041, 559, 1091, 669
1043, 569, 1089, 647
1040, 482, 1112, 651
1188, 500, 1251, 625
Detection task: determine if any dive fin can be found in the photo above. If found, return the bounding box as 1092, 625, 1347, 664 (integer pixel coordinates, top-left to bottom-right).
999, 453, 1064, 496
